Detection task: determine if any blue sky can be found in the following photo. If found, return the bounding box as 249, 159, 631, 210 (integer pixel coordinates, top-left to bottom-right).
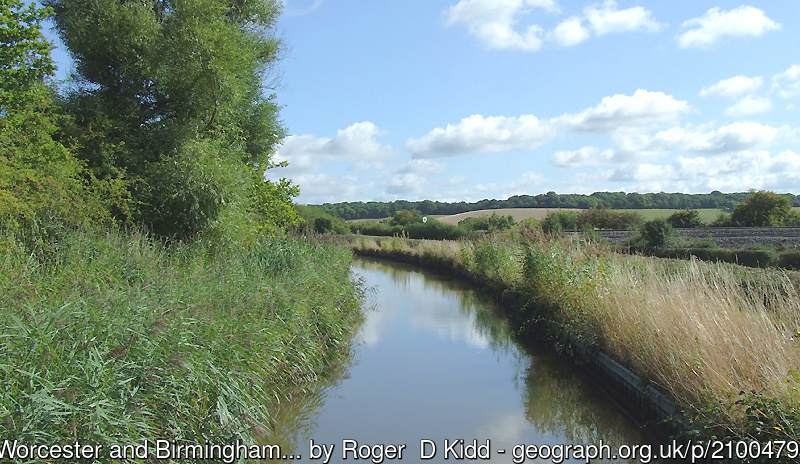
44, 1, 800, 204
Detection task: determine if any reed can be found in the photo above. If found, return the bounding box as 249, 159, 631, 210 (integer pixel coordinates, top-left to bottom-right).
0, 227, 364, 456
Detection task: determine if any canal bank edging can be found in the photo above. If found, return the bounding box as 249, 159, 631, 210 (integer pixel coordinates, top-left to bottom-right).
351, 247, 687, 445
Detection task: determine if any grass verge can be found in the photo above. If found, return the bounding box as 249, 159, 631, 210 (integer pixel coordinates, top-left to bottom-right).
0, 227, 364, 460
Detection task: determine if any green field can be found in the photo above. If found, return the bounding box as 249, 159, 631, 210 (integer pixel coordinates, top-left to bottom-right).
430, 208, 727, 226
614, 208, 726, 223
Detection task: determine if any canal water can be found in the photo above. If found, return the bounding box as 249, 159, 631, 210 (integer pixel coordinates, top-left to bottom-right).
290, 258, 651, 464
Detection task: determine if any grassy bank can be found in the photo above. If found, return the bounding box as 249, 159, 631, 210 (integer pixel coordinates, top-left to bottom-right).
0, 228, 363, 457
337, 233, 800, 451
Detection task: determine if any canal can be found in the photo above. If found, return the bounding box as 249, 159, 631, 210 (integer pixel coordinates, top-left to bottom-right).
289, 258, 652, 463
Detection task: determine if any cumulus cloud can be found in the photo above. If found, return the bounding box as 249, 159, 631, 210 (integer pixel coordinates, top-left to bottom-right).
676, 6, 781, 49
603, 150, 800, 193
584, 0, 663, 36
616, 122, 782, 156
772, 64, 800, 98
725, 95, 773, 117
446, 0, 661, 50
444, 0, 558, 51
289, 173, 372, 204
407, 90, 691, 158
699, 75, 763, 98
559, 89, 690, 133
550, 146, 617, 167
406, 114, 556, 158
550, 17, 591, 47
273, 121, 394, 173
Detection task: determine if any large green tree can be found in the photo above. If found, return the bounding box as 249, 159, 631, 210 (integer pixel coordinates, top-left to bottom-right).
1, 0, 108, 236
46, 0, 293, 239
730, 190, 795, 226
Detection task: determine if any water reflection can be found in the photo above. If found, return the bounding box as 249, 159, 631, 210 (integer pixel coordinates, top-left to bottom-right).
288, 258, 649, 463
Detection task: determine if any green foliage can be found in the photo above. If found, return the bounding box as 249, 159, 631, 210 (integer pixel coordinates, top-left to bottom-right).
319, 191, 784, 221
0, 0, 55, 109
778, 251, 800, 270
541, 210, 579, 234
356, 219, 466, 240
458, 213, 516, 232
639, 218, 675, 248
0, 228, 363, 448
0, 2, 113, 246
577, 207, 643, 230
685, 389, 800, 464
731, 191, 794, 226
464, 239, 520, 286
653, 247, 779, 269
295, 205, 350, 235
390, 209, 423, 226
46, 0, 288, 239
667, 208, 704, 228
710, 212, 733, 227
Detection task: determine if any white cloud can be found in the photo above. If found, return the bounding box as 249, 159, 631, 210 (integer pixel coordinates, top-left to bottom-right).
560, 89, 690, 133
550, 17, 591, 47
616, 121, 782, 156
284, 0, 324, 16
406, 114, 556, 158
699, 75, 763, 98
445, 0, 558, 51
273, 121, 394, 173
401, 159, 447, 175
725, 95, 773, 117
676, 6, 781, 49
290, 173, 372, 204
602, 150, 800, 193
550, 146, 617, 167
768, 150, 800, 173
772, 64, 800, 98
584, 0, 663, 36
386, 172, 429, 196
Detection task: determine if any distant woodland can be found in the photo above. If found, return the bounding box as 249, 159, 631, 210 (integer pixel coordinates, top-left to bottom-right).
315, 191, 800, 220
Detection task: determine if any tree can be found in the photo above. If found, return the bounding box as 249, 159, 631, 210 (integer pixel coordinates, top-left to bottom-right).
730, 191, 793, 226
0, 0, 55, 108
46, 0, 288, 239
391, 209, 423, 226
667, 208, 703, 228
639, 218, 675, 248
1, 0, 108, 237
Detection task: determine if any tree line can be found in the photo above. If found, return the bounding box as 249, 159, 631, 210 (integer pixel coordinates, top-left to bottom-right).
316, 191, 800, 221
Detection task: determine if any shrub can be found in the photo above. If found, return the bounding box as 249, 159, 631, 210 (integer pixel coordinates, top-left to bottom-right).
667, 208, 704, 228
778, 251, 800, 270
639, 218, 675, 248
541, 211, 579, 234
577, 207, 642, 230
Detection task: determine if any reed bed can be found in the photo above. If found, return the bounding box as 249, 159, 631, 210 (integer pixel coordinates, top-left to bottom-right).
0, 228, 364, 458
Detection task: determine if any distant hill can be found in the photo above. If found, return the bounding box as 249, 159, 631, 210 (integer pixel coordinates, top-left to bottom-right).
315, 191, 800, 221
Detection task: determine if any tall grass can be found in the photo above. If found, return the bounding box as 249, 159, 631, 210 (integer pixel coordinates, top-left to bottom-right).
337, 232, 800, 444
0, 227, 364, 456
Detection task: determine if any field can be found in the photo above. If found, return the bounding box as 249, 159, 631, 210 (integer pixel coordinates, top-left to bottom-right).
431, 208, 582, 225
614, 208, 726, 222
430, 207, 728, 225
